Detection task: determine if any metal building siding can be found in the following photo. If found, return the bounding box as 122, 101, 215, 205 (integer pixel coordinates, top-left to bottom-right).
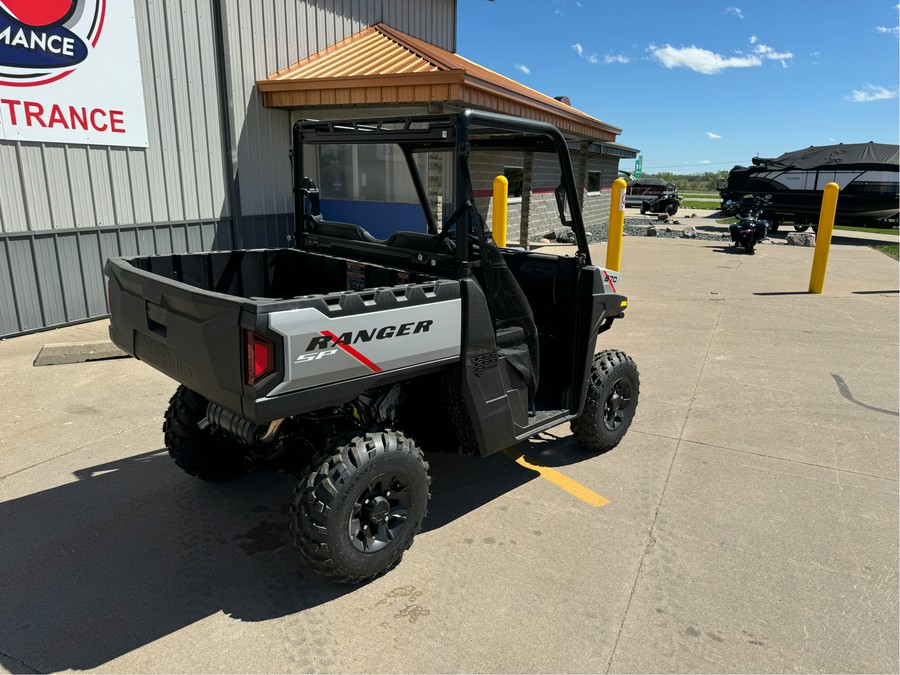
0, 145, 27, 232
65, 148, 97, 228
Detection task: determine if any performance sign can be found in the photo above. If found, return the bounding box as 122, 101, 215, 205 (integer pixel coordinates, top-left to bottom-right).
0, 0, 148, 147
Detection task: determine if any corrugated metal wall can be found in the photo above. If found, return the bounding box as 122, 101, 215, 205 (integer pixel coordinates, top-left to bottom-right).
0, 0, 456, 337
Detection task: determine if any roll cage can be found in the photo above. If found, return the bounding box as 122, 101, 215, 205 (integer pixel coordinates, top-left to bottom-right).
292, 108, 593, 267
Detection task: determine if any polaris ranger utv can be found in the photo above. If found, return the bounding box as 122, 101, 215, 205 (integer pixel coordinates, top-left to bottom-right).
105, 109, 639, 583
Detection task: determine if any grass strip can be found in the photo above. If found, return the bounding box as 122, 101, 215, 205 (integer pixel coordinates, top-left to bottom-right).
871, 244, 899, 260
681, 200, 722, 210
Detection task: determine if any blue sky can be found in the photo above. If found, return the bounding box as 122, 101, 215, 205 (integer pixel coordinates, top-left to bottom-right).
456, 0, 900, 174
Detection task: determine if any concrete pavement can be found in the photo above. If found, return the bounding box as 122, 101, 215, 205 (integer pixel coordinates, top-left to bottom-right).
0, 237, 897, 673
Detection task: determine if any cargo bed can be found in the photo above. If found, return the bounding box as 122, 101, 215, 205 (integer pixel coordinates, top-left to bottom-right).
106, 248, 461, 423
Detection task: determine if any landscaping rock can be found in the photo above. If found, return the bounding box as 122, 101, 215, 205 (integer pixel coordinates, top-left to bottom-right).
646, 226, 658, 237
681, 226, 697, 239
786, 232, 816, 247
555, 228, 576, 244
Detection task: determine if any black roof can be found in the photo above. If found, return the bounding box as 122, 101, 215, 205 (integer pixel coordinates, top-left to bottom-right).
753, 142, 898, 170
629, 177, 674, 188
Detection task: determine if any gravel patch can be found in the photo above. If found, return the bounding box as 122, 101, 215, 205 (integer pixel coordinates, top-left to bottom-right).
535, 215, 782, 246
622, 218, 727, 241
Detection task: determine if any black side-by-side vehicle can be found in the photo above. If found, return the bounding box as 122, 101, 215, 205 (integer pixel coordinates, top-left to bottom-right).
105, 109, 640, 582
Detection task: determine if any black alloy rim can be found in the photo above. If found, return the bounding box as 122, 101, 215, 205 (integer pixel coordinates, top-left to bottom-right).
604, 377, 634, 431
348, 472, 411, 553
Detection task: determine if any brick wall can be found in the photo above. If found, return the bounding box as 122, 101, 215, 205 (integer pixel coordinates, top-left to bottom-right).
456, 147, 621, 245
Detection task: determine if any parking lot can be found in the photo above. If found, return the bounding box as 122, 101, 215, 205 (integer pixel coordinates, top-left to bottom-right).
1, 235, 897, 673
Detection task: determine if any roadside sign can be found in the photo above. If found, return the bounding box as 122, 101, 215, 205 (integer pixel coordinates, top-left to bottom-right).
634, 155, 643, 178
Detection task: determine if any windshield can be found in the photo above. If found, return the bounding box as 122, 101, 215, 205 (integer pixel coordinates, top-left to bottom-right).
303, 142, 450, 238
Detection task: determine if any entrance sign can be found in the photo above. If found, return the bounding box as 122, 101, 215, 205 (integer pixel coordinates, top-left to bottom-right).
0, 0, 148, 147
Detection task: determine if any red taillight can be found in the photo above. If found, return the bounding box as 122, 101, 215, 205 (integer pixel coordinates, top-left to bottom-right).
246, 330, 274, 386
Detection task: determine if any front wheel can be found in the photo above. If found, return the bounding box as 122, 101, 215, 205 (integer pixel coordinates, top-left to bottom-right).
291, 430, 430, 583
666, 203, 678, 216
794, 224, 809, 232
766, 222, 779, 234
571, 350, 640, 452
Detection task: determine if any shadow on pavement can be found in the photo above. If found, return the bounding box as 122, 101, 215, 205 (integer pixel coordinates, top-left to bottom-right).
710, 245, 753, 255
0, 444, 543, 671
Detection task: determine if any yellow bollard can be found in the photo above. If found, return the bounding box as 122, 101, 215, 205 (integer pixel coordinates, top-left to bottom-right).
492, 175, 508, 247
606, 177, 627, 271
808, 182, 840, 294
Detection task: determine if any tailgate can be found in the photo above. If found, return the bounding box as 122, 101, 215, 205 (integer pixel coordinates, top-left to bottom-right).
105, 257, 247, 414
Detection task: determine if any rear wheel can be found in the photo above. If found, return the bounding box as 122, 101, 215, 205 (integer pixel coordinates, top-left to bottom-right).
744, 239, 756, 254
640, 203, 648, 215
571, 350, 639, 452
163, 385, 249, 481
291, 429, 429, 583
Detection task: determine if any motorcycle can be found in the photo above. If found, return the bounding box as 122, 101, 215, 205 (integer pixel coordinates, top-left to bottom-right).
640, 192, 683, 216
724, 195, 772, 254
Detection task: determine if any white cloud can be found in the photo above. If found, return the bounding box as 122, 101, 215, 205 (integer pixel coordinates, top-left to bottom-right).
705, 132, 722, 139
846, 84, 899, 102
749, 34, 758, 44
515, 63, 531, 75
698, 160, 712, 164
875, 25, 900, 37
753, 42, 794, 63
571, 42, 600, 64
603, 54, 630, 65
726, 6, 744, 19
649, 44, 760, 74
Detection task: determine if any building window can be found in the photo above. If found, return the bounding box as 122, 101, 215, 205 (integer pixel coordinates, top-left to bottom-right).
504, 166, 524, 199
587, 170, 602, 195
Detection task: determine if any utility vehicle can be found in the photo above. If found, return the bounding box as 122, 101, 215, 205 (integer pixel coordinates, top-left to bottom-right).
105, 109, 640, 583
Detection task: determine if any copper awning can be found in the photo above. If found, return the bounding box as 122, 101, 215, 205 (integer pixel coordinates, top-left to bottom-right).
258, 24, 621, 142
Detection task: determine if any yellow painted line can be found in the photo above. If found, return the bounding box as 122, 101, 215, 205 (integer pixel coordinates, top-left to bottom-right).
504, 449, 611, 508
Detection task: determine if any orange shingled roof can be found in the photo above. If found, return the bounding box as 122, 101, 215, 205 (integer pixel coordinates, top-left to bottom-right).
258, 24, 621, 141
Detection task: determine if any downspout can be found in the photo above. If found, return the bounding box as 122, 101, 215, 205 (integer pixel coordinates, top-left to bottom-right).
211, 0, 244, 247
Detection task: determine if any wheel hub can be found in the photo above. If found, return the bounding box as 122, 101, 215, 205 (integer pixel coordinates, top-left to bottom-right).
363, 496, 391, 524
349, 474, 412, 553
609, 392, 622, 412
604, 378, 633, 431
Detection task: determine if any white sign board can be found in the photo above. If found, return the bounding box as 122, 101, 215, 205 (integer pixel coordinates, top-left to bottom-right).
0, 0, 148, 147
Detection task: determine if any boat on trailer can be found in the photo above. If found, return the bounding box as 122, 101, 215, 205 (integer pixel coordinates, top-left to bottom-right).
719, 142, 899, 227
